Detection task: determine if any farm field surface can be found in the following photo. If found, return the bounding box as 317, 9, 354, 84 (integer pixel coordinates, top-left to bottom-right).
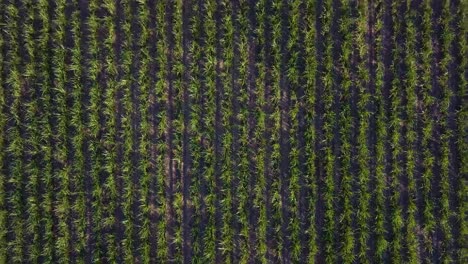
0, 0, 466, 263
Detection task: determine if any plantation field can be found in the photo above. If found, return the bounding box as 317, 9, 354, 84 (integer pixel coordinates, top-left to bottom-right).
0, 0, 466, 263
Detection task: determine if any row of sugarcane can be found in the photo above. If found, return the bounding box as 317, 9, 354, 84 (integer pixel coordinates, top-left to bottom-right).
0, 0, 466, 263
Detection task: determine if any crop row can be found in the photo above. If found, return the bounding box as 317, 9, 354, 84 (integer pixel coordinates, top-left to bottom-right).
0, 0, 465, 263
